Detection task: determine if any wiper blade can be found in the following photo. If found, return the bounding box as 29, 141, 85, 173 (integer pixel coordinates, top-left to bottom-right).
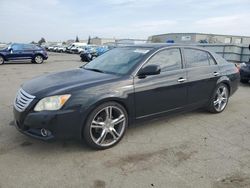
84, 68, 104, 73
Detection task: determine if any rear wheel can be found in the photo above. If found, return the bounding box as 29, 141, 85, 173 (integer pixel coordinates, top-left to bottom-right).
33, 55, 44, 64
83, 102, 128, 149
0, 56, 4, 65
207, 84, 229, 113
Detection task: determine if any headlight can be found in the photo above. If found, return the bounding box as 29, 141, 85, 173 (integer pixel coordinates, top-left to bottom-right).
241, 62, 247, 68
34, 94, 71, 111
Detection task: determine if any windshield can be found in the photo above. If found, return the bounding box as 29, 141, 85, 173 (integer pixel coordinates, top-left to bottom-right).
84, 47, 151, 75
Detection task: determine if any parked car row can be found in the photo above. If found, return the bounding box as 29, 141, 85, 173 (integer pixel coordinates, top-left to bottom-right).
80, 45, 112, 62
46, 42, 87, 54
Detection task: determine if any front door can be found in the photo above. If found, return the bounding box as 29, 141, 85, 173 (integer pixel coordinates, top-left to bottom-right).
6, 44, 24, 60
134, 48, 188, 119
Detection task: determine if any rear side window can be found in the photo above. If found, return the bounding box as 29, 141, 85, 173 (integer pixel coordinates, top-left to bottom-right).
213, 53, 228, 64
146, 48, 182, 72
184, 49, 210, 68
34, 45, 42, 50
23, 44, 35, 50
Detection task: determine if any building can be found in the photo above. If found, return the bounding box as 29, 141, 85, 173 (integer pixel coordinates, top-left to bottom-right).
148, 33, 250, 45
115, 39, 147, 46
89, 37, 147, 46
66, 39, 87, 44
90, 37, 116, 45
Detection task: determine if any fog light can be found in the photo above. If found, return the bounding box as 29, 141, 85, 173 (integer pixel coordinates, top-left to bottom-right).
41, 128, 51, 137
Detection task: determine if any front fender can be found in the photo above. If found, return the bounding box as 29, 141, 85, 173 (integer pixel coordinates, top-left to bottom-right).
67, 78, 135, 136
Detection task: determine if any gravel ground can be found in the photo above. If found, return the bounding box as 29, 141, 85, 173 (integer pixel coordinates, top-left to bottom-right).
0, 52, 250, 188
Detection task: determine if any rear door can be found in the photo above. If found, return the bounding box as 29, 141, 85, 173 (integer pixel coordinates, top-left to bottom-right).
134, 48, 188, 118
183, 48, 220, 106
21, 44, 35, 59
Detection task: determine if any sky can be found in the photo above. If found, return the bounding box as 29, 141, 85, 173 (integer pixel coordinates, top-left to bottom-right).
0, 0, 250, 43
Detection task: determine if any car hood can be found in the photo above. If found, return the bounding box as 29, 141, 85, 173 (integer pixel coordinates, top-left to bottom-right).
22, 68, 120, 98
0, 48, 7, 52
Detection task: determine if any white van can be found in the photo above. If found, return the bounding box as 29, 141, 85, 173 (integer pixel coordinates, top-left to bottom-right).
68, 43, 87, 53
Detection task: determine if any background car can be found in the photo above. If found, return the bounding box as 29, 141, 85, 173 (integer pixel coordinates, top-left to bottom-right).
52, 46, 59, 52
66, 43, 87, 53
239, 62, 250, 83
48, 45, 57, 52
80, 46, 98, 62
0, 43, 48, 64
80, 45, 110, 62
57, 45, 67, 53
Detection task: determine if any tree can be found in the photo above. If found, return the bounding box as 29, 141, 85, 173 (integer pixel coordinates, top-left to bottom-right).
75, 36, 79, 42
87, 36, 91, 44
38, 37, 46, 45
30, 41, 36, 44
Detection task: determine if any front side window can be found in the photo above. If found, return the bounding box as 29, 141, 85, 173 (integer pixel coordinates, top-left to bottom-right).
145, 48, 182, 72
184, 49, 210, 68
11, 44, 23, 51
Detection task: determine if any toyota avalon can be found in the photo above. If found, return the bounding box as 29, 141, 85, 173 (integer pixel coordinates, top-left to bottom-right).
13, 44, 239, 149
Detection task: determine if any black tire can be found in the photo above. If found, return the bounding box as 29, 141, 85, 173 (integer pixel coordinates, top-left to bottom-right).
0, 56, 4, 65
83, 102, 128, 150
207, 83, 229, 113
240, 79, 249, 84
33, 55, 44, 64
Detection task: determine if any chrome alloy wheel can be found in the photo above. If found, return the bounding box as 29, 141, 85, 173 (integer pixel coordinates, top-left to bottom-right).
90, 106, 126, 147
0, 56, 4, 64
35, 55, 43, 64
213, 85, 228, 112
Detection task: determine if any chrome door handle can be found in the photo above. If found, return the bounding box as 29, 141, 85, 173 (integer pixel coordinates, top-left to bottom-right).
178, 78, 187, 83
213, 72, 220, 76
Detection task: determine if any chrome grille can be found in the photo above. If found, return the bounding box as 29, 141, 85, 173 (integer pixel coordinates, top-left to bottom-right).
14, 88, 35, 112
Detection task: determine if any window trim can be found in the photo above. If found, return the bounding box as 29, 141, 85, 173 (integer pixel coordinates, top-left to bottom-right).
207, 52, 217, 66
182, 47, 217, 69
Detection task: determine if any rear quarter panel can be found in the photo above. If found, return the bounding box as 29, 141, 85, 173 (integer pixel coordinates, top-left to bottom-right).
214, 54, 240, 96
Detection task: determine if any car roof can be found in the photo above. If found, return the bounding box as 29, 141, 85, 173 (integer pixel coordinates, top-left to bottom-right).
124, 43, 211, 51
12, 43, 36, 46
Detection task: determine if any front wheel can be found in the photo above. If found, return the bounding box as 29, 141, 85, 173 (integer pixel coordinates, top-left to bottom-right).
83, 102, 128, 149
0, 56, 4, 65
207, 84, 229, 113
33, 55, 44, 64
240, 79, 249, 84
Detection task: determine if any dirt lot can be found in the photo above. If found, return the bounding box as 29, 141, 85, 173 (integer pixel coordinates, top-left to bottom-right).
0, 52, 250, 188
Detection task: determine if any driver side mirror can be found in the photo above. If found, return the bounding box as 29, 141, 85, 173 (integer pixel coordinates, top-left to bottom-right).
7, 46, 12, 52
137, 64, 161, 78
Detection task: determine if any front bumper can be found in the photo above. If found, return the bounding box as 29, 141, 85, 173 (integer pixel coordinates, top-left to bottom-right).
13, 107, 83, 141
240, 68, 250, 80
43, 54, 48, 60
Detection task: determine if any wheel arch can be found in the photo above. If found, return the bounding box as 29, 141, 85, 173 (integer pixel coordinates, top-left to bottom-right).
33, 53, 46, 59
216, 76, 231, 95
79, 97, 132, 140
0, 54, 6, 61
